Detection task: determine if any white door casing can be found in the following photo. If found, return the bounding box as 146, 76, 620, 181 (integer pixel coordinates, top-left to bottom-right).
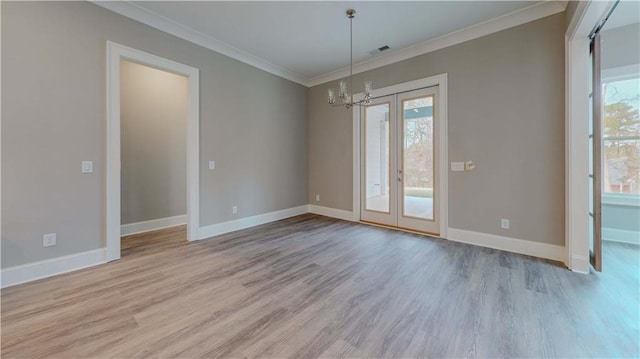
106, 41, 200, 262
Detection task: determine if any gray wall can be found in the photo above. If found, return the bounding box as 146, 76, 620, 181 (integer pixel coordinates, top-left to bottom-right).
565, 1, 580, 27
1, 1, 308, 268
603, 204, 640, 232
309, 13, 566, 246
601, 23, 640, 70
121, 61, 187, 225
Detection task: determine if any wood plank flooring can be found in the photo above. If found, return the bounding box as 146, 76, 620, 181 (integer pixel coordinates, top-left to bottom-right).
2, 214, 639, 358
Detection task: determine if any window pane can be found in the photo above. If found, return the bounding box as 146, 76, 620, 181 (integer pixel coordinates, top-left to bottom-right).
365, 103, 390, 212
604, 139, 640, 194
402, 96, 434, 220
603, 77, 640, 194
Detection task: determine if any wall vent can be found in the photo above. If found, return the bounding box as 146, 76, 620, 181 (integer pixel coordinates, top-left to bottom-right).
369, 45, 391, 56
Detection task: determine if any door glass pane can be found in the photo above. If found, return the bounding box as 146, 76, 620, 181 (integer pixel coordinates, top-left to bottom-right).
402, 96, 434, 220
365, 103, 390, 213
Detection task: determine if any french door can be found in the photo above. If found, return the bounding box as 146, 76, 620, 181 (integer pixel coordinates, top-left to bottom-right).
360, 86, 440, 235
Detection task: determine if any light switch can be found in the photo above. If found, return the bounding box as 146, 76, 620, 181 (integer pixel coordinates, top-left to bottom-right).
209, 161, 215, 170
451, 162, 465, 171
82, 161, 93, 174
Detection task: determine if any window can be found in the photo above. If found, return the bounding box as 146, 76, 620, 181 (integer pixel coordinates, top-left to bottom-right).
603, 76, 640, 195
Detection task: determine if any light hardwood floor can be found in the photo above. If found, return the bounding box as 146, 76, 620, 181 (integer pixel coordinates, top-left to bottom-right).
2, 214, 639, 358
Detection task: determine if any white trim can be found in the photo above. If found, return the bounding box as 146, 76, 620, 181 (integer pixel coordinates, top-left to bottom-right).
308, 1, 566, 87
1, 249, 106, 288
107, 41, 200, 262
447, 228, 566, 263
121, 215, 187, 236
602, 227, 640, 246
603, 193, 640, 207
352, 105, 362, 222
93, 1, 563, 88
198, 205, 308, 240
565, 1, 617, 273
308, 205, 355, 222
602, 64, 640, 82
352, 74, 448, 238
92, 1, 308, 86
571, 255, 590, 274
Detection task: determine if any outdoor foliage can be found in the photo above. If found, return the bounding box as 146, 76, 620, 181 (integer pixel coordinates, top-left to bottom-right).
603, 97, 640, 193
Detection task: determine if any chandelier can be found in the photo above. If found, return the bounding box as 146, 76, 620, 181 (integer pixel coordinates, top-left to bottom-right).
327, 9, 373, 109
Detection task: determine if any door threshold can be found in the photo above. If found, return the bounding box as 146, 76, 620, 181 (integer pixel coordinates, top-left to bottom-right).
359, 220, 440, 238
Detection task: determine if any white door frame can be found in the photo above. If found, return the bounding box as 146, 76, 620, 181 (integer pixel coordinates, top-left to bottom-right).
106, 41, 200, 261
353, 73, 448, 238
565, 1, 615, 273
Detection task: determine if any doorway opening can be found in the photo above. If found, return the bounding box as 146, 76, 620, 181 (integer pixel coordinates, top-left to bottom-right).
106, 42, 200, 262
119, 60, 188, 257
590, 1, 640, 273
353, 75, 448, 237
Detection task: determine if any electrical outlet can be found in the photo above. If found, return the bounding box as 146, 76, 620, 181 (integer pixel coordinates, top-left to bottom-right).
232, 206, 238, 215
81, 161, 93, 174
501, 219, 510, 229
315, 194, 320, 201
43, 233, 57, 247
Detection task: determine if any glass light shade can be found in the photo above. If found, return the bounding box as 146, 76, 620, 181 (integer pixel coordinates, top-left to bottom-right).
328, 88, 336, 104
339, 80, 348, 98
364, 81, 372, 94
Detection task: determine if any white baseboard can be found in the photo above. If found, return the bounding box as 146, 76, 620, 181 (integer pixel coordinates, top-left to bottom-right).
446, 228, 566, 263
198, 205, 308, 240
308, 205, 355, 221
570, 254, 590, 274
3, 207, 579, 288
121, 214, 187, 236
603, 227, 640, 245
1, 248, 106, 288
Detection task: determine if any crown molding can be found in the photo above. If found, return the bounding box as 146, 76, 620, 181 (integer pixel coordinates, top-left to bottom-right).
308, 1, 567, 87
92, 1, 309, 86
94, 1, 567, 88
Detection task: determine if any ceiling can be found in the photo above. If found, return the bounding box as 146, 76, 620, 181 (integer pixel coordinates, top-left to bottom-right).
604, 0, 640, 31
98, 1, 567, 86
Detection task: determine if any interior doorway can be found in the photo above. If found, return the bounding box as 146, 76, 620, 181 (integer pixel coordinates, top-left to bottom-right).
353, 75, 448, 237
119, 60, 188, 255
106, 42, 200, 262
591, 1, 640, 272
